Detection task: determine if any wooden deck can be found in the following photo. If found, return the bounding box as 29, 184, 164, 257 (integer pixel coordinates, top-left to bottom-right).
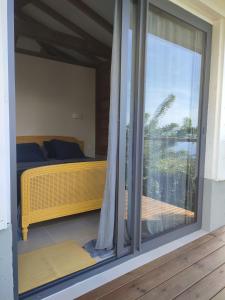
125, 194, 195, 226
79, 226, 225, 300
137, 195, 194, 220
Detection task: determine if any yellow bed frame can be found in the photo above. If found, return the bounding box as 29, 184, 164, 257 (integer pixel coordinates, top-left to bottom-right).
17, 136, 107, 240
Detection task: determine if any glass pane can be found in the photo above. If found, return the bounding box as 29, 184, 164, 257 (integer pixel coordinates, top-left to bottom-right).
124, 0, 137, 246
141, 6, 204, 241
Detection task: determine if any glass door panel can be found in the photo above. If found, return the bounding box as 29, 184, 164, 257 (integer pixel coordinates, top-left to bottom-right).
124, 0, 138, 247
141, 5, 204, 241
116, 0, 138, 255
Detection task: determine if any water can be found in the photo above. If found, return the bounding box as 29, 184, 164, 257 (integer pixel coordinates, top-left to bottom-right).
171, 141, 196, 156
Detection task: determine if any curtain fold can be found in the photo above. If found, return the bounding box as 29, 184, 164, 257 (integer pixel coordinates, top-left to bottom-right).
95, 0, 121, 250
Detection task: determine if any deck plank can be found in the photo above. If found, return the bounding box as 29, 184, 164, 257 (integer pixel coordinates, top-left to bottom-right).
139, 245, 225, 300
78, 228, 225, 300
210, 226, 225, 237
100, 237, 225, 300
78, 235, 212, 300
175, 263, 225, 300
211, 288, 225, 300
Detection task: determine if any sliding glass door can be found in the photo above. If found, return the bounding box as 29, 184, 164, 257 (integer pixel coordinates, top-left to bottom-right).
118, 0, 211, 253
141, 4, 205, 241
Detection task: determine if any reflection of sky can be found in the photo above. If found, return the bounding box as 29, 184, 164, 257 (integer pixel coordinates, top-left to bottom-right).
145, 34, 202, 127
126, 30, 133, 125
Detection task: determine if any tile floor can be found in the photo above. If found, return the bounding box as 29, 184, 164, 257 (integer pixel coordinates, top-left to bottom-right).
18, 211, 100, 254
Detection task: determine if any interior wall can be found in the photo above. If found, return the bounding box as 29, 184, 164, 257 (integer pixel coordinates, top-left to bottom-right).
15, 53, 96, 157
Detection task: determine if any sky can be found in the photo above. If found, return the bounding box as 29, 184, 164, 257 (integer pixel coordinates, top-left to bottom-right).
144, 33, 202, 128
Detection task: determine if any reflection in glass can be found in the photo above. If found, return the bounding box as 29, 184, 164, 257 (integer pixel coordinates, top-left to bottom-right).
141, 7, 204, 240
124, 0, 137, 246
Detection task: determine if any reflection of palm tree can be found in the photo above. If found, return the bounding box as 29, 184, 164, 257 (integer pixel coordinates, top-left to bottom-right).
144, 96, 197, 139
144, 94, 176, 138
143, 94, 176, 196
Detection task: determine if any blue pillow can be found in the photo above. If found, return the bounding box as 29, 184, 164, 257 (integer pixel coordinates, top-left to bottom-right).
43, 141, 56, 159
49, 139, 85, 160
17, 143, 46, 163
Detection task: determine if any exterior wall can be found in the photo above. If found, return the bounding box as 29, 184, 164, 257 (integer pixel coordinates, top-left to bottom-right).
202, 17, 225, 231
203, 179, 225, 230
16, 53, 96, 157
0, 227, 14, 300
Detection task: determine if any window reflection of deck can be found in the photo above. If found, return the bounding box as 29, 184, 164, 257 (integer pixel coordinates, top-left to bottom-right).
125, 193, 194, 223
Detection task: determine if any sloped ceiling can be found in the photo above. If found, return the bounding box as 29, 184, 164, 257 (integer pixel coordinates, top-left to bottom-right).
15, 0, 115, 68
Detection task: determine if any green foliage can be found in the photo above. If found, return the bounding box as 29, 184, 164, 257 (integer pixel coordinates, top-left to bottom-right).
142, 94, 197, 210
125, 93, 198, 210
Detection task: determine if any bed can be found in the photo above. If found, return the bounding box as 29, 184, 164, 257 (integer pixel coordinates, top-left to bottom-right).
17, 136, 107, 240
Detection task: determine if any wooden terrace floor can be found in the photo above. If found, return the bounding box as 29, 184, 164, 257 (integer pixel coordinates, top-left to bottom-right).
79, 226, 225, 300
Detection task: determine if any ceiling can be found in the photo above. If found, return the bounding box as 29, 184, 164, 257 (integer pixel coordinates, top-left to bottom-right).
15, 0, 115, 68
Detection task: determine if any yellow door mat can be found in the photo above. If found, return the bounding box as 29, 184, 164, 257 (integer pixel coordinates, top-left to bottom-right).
18, 240, 96, 294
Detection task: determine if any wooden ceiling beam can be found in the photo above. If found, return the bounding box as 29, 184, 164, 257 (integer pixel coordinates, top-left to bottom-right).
68, 0, 113, 34
29, 0, 111, 58
15, 14, 108, 61
15, 0, 32, 11
16, 47, 96, 68
39, 42, 97, 68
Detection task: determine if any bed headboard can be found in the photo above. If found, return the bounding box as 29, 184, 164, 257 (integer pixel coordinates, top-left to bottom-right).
16, 136, 84, 152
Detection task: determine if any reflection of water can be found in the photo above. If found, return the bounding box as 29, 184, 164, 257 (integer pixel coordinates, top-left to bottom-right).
170, 142, 196, 156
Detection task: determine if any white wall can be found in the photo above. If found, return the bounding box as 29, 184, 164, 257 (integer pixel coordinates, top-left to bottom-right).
16, 53, 96, 157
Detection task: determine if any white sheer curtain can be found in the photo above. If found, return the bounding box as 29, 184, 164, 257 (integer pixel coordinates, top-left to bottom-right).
95, 0, 121, 250
149, 9, 203, 53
